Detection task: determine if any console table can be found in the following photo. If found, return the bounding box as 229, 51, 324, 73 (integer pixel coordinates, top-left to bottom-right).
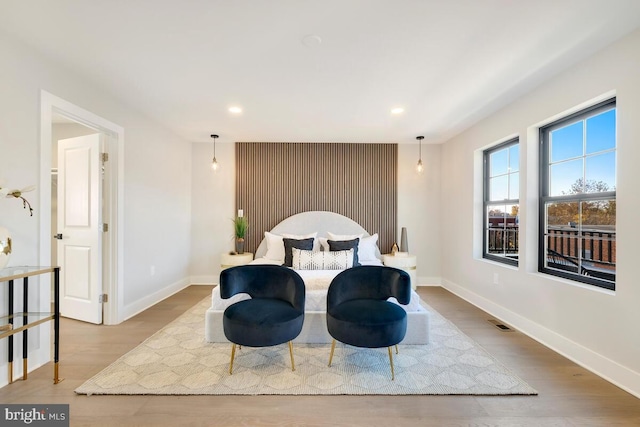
0, 266, 61, 384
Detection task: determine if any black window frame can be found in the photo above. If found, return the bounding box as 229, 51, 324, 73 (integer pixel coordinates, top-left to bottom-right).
483, 137, 520, 266
538, 98, 616, 290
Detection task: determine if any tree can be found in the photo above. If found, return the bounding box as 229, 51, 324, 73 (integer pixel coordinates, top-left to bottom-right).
549, 178, 615, 228
564, 178, 613, 195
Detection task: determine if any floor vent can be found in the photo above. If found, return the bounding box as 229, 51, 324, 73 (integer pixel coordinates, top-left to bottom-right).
488, 319, 513, 331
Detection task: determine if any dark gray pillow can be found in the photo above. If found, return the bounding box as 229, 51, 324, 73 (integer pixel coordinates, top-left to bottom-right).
283, 237, 315, 267
328, 238, 360, 266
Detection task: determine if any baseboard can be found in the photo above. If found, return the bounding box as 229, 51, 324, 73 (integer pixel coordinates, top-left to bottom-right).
417, 276, 441, 286
190, 275, 217, 285
121, 277, 191, 321
441, 278, 640, 399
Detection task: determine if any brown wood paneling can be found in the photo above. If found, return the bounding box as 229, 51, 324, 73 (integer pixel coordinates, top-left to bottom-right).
235, 143, 397, 255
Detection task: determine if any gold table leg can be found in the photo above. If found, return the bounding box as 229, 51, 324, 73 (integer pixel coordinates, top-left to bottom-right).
22, 358, 27, 380
53, 362, 62, 384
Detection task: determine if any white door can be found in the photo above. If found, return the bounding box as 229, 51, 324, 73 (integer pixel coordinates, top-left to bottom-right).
57, 134, 103, 324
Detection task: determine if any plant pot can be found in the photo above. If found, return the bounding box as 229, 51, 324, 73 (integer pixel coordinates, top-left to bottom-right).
235, 238, 245, 255
0, 226, 12, 269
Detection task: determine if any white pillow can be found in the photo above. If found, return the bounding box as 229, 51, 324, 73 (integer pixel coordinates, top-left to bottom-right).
263, 231, 285, 263
326, 231, 379, 262
318, 237, 329, 251
292, 248, 354, 270
358, 233, 379, 262
327, 231, 363, 241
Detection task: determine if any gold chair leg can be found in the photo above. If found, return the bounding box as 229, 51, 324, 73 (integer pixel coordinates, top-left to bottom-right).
288, 341, 296, 371
395, 344, 399, 354
328, 339, 337, 367
388, 346, 395, 381
229, 343, 236, 375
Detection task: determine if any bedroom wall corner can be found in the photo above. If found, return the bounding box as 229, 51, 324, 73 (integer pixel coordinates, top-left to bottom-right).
189, 141, 236, 285
397, 143, 442, 286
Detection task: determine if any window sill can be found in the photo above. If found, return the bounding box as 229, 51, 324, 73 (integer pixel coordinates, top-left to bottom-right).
477, 257, 519, 271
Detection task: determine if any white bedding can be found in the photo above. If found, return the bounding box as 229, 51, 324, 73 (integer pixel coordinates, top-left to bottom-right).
210, 257, 426, 313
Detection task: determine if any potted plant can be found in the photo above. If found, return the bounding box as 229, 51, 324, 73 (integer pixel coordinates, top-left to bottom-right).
233, 216, 248, 254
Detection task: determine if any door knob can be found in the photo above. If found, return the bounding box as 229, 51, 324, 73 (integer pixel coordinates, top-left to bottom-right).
53, 233, 63, 240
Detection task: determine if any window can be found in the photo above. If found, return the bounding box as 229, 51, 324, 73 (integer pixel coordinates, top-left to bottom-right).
483, 138, 519, 266
539, 98, 616, 290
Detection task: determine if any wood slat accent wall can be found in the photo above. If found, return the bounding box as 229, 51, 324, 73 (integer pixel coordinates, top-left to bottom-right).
236, 142, 397, 255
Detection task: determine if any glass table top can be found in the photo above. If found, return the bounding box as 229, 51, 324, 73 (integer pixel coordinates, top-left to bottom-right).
0, 266, 59, 282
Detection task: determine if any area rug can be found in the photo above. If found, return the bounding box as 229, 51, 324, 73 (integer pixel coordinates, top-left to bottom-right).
75, 297, 537, 396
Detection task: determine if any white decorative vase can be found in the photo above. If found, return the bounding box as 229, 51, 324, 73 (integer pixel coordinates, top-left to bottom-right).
0, 226, 12, 269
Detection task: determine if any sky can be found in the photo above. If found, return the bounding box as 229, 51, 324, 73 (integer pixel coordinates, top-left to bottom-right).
488, 107, 616, 201
549, 108, 616, 196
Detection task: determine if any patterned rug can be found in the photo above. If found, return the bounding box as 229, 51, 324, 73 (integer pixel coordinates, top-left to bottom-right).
75, 297, 537, 395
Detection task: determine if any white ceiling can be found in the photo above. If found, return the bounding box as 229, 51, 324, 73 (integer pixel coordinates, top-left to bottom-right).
2, 0, 640, 144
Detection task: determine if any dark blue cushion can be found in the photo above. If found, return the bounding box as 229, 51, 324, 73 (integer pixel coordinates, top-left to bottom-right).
283, 237, 314, 267
223, 298, 304, 347
327, 300, 407, 348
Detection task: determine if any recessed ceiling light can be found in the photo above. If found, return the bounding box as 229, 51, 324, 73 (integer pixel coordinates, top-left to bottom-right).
228, 106, 243, 114
391, 107, 405, 115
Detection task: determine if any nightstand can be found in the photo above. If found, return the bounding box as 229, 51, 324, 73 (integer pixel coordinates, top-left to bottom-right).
382, 254, 417, 290
220, 252, 254, 270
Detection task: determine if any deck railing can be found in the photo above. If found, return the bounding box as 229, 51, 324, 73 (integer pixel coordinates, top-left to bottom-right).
487, 225, 616, 282
546, 226, 615, 281
487, 225, 519, 255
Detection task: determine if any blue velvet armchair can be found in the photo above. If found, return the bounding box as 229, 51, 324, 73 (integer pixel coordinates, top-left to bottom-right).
220, 265, 305, 374
326, 265, 411, 380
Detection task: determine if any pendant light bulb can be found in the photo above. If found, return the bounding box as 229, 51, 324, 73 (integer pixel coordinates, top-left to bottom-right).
416, 136, 424, 173
211, 134, 219, 172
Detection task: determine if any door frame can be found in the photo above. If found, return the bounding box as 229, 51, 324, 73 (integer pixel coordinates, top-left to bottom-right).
39, 90, 124, 325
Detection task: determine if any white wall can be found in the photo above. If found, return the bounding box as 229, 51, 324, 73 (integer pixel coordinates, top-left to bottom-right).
440, 28, 640, 397
398, 143, 442, 285
189, 142, 443, 286
0, 32, 192, 385
189, 141, 236, 284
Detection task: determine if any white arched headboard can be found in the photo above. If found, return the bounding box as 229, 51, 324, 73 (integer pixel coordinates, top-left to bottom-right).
254, 211, 378, 259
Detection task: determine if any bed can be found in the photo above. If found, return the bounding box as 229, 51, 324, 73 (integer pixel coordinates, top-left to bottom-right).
204, 211, 430, 344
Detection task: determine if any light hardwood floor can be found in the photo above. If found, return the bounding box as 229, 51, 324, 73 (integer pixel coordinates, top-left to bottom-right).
1, 285, 639, 427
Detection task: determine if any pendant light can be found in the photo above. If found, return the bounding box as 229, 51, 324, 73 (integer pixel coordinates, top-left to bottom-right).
416, 136, 424, 173
211, 134, 219, 171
